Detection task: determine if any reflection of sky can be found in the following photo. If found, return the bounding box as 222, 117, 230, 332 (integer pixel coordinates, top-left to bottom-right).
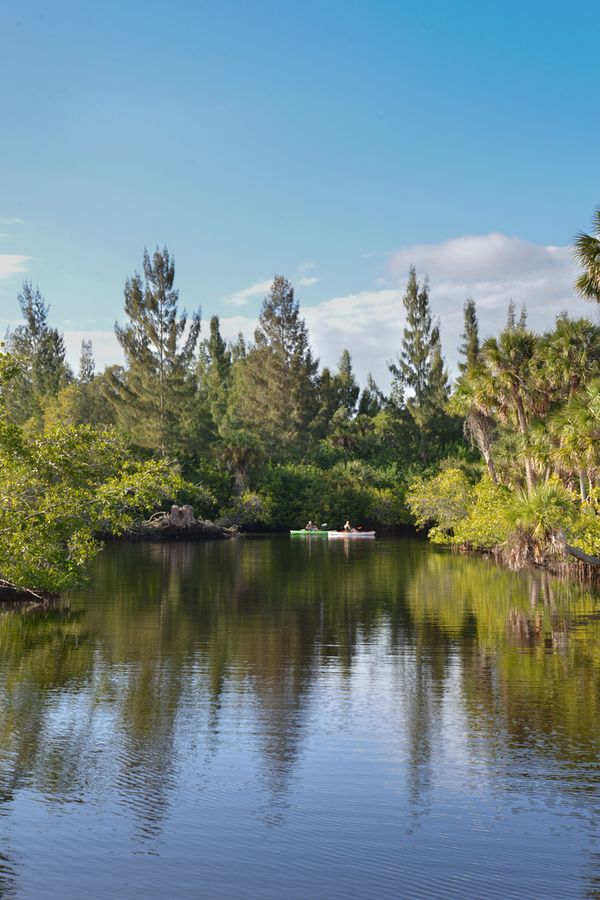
0, 542, 599, 897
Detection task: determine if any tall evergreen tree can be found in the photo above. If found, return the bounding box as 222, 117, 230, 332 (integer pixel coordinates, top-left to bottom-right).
106, 247, 201, 455
334, 349, 360, 416
78, 339, 95, 383
427, 323, 450, 408
458, 298, 479, 373
505, 301, 527, 331
233, 275, 318, 458
198, 315, 232, 427
389, 266, 434, 417
314, 366, 339, 438
389, 268, 457, 460
357, 373, 384, 417
231, 332, 247, 362
4, 282, 71, 424
506, 300, 516, 330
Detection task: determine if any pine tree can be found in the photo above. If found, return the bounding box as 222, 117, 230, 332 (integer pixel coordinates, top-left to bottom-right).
506, 300, 516, 330
231, 332, 246, 362
106, 247, 201, 456
427, 323, 450, 408
78, 339, 95, 383
389, 266, 433, 417
388, 268, 458, 461
458, 298, 479, 373
506, 300, 527, 331
233, 275, 318, 458
4, 282, 71, 424
314, 366, 339, 438
334, 349, 359, 416
357, 374, 384, 417
198, 315, 232, 427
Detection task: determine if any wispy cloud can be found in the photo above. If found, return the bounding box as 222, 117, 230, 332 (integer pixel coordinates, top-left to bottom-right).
297, 260, 317, 274
225, 273, 319, 307
0, 218, 24, 226
224, 278, 274, 307
0, 255, 29, 278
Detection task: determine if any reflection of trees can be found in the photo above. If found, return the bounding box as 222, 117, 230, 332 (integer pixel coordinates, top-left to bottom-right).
0, 538, 599, 879
404, 551, 600, 773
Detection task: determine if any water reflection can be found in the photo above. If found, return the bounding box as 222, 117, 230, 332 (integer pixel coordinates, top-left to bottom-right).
0, 538, 599, 896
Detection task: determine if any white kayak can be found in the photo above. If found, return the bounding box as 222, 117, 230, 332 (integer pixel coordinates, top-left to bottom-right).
328, 530, 376, 539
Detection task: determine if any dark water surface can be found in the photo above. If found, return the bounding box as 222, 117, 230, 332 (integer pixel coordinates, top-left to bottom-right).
1, 537, 600, 898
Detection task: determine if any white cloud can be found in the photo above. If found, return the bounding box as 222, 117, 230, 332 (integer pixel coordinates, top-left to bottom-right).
218, 315, 257, 342
0, 218, 24, 226
0, 254, 28, 278
303, 289, 404, 385
297, 276, 319, 288
388, 233, 571, 281
63, 330, 123, 371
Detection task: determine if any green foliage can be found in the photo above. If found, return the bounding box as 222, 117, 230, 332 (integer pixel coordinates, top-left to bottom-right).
220, 491, 275, 528
42, 377, 115, 432
197, 315, 232, 431
258, 461, 409, 529
574, 205, 600, 304
334, 349, 360, 415
510, 479, 576, 542
231, 275, 318, 460
389, 266, 434, 412
387, 267, 458, 462
3, 283, 72, 426
0, 424, 185, 594
452, 476, 513, 549
569, 505, 600, 557
406, 468, 473, 542
181, 458, 233, 516
458, 298, 479, 373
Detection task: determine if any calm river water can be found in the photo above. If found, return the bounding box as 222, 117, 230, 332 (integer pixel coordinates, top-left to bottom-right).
1, 536, 600, 898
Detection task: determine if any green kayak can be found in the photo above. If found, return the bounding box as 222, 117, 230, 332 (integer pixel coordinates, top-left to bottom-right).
289, 529, 330, 535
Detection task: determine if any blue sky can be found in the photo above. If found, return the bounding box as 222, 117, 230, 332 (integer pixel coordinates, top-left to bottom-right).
1, 0, 599, 384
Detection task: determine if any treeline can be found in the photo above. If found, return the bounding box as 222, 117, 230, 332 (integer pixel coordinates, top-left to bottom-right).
1, 250, 463, 535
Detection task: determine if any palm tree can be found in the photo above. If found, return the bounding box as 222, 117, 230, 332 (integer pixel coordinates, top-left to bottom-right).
478, 328, 541, 493
551, 379, 600, 500
574, 205, 600, 304
448, 373, 497, 483
540, 315, 600, 401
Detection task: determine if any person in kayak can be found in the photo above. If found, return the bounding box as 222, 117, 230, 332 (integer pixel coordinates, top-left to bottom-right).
305, 520, 318, 531
344, 520, 352, 532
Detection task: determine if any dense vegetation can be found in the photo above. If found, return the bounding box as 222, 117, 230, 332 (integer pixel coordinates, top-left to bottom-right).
2, 205, 600, 593
407, 205, 600, 568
